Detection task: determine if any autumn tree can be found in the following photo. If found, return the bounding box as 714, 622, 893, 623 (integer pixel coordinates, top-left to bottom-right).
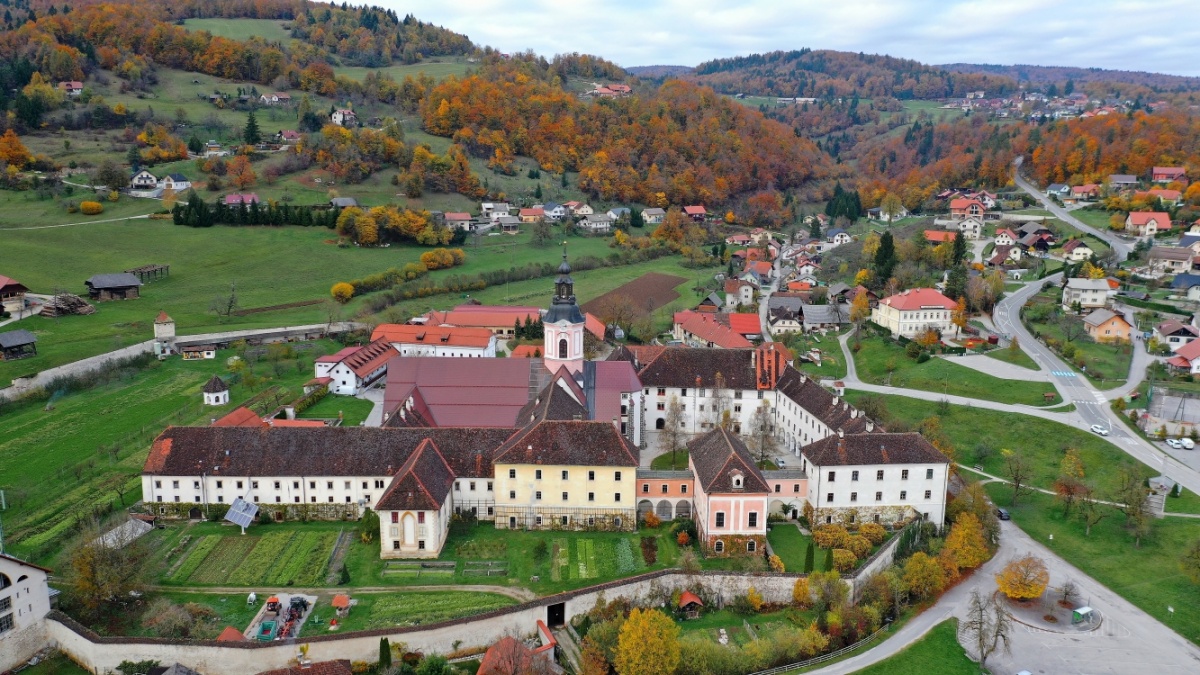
961, 588, 1012, 671
651, 209, 688, 247
792, 577, 811, 608
996, 555, 1049, 601
903, 551, 946, 600
1077, 483, 1109, 536
67, 524, 151, 620
1114, 464, 1153, 547
0, 129, 32, 169
850, 292, 871, 325
944, 513, 990, 570
331, 282, 354, 304
748, 401, 777, 465
880, 192, 904, 222
1054, 448, 1086, 516
615, 608, 680, 675
660, 395, 686, 468
1181, 539, 1200, 584
951, 296, 968, 336
808, 570, 847, 613
228, 155, 257, 190
1002, 448, 1032, 507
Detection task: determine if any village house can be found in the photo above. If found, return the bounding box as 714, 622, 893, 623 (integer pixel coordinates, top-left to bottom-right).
1068, 184, 1100, 202
204, 140, 224, 157
518, 207, 545, 223
1046, 183, 1070, 198
988, 244, 1022, 267
259, 92, 291, 106
741, 261, 774, 287
1061, 239, 1094, 262
579, 213, 614, 233
1082, 308, 1132, 343
542, 202, 567, 221
129, 169, 159, 190
995, 228, 1018, 246
371, 324, 498, 358
607, 207, 630, 221
331, 109, 357, 126
826, 228, 852, 247
949, 217, 984, 240
724, 278, 755, 309
1152, 166, 1188, 184
924, 230, 956, 244
313, 338, 395, 395
443, 212, 472, 230
800, 431, 950, 527
0, 274, 29, 314
1062, 278, 1112, 310
182, 345, 217, 361
870, 288, 957, 338
161, 173, 191, 192
224, 193, 260, 206
683, 205, 707, 222
801, 304, 848, 333
766, 294, 806, 334
688, 427, 770, 555
949, 198, 985, 219
0, 553, 55, 672
416, 305, 543, 337
58, 80, 83, 97
1148, 246, 1193, 274
276, 130, 301, 144
85, 273, 142, 301
642, 207, 666, 224
1167, 338, 1200, 375
562, 201, 592, 216
1155, 319, 1200, 352
867, 205, 908, 222
1108, 174, 1139, 190
329, 197, 358, 208
1126, 211, 1171, 237
1172, 274, 1200, 301
672, 311, 753, 349
482, 202, 512, 220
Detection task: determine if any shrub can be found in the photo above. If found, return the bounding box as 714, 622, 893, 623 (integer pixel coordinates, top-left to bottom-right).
676, 531, 690, 547
108, 188, 120, 202
643, 512, 661, 528
832, 549, 857, 572
916, 352, 931, 364
80, 200, 104, 215
747, 586, 764, 612
331, 282, 354, 304
639, 536, 658, 565
858, 522, 887, 545
845, 535, 872, 559
792, 577, 810, 608
533, 540, 549, 562
905, 342, 921, 359
812, 524, 849, 549
768, 554, 785, 573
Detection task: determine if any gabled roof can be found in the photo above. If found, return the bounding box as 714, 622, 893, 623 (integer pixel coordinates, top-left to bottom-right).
371, 324, 494, 349
422, 304, 542, 329
878, 288, 955, 311
335, 337, 394, 377
687, 427, 769, 494
86, 273, 142, 289
1171, 274, 1200, 290
1082, 308, 1128, 328
727, 313, 762, 336
642, 207, 666, 216
0, 329, 36, 348
1128, 211, 1171, 226
1064, 278, 1113, 290
683, 205, 706, 215
212, 407, 266, 427
674, 312, 753, 348
1175, 337, 1200, 362
803, 432, 948, 467
516, 373, 589, 426
1149, 246, 1191, 261
924, 230, 956, 243
949, 198, 984, 210
1108, 174, 1137, 183
1157, 319, 1199, 337
1062, 239, 1092, 253
494, 420, 638, 467
802, 304, 847, 325
375, 439, 455, 511
384, 357, 542, 427
0, 274, 27, 293
0, 552, 53, 574
443, 212, 471, 221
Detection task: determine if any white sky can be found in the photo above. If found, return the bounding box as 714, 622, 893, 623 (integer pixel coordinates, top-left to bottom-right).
369, 0, 1200, 77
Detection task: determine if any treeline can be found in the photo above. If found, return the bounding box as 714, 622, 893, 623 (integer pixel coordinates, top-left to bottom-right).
688, 49, 1018, 99
421, 58, 832, 205
171, 193, 342, 228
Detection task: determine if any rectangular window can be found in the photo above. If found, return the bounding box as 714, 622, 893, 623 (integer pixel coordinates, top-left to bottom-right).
487, 481, 493, 491
276, 496, 281, 503
588, 471, 596, 481
509, 491, 516, 499
734, 404, 742, 413
614, 492, 621, 502
375, 480, 385, 489
309, 481, 316, 489
615, 471, 622, 481
748, 512, 758, 527
900, 491, 907, 500
509, 469, 516, 479
902, 470, 909, 480
275, 481, 281, 490
418, 512, 425, 523
925, 490, 932, 499
218, 496, 225, 503
681, 485, 688, 494
876, 470, 884, 480
828, 471, 836, 482
392, 512, 399, 523
392, 541, 400, 550
536, 470, 542, 480
850, 492, 858, 503
155, 480, 162, 489
826, 493, 834, 503
326, 481, 333, 489
345, 496, 351, 503
774, 485, 781, 493
715, 512, 726, 528
657, 402, 665, 411
235, 481, 243, 489
562, 492, 569, 501
642, 484, 649, 493
455, 482, 461, 491
0, 598, 10, 612
345, 481, 351, 489
310, 496, 316, 503
681, 388, 688, 396
194, 481, 200, 489
926, 468, 934, 479
292, 481, 299, 489
657, 387, 666, 396
851, 471, 859, 481
294, 496, 300, 503
661, 484, 668, 494
562, 470, 569, 480
588, 492, 595, 502
195, 495, 200, 502
535, 491, 542, 500
363, 481, 368, 489
793, 484, 799, 493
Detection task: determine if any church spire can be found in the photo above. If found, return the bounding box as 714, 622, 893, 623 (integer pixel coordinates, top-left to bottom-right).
553, 241, 575, 305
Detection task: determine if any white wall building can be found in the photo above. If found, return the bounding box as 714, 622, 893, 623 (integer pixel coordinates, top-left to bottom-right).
870, 288, 957, 338
1061, 278, 1111, 310
372, 324, 497, 358
0, 553, 54, 673
314, 338, 395, 395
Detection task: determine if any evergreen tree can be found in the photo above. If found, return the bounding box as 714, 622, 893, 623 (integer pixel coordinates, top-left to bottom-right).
951, 230, 967, 265
187, 136, 203, 155
874, 231, 896, 281
561, 172, 568, 188
126, 145, 140, 167
823, 548, 834, 572
243, 110, 261, 146
379, 638, 391, 668
804, 543, 815, 573
945, 266, 967, 302
630, 209, 645, 229
534, 183, 542, 199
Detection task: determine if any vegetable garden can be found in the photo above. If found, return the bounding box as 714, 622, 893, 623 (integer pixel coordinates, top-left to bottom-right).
164, 530, 339, 586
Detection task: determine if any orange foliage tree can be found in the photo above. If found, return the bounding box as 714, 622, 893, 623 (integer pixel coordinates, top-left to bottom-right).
996, 555, 1049, 601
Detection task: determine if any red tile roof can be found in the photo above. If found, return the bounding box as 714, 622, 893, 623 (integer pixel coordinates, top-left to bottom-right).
316, 346, 361, 363
949, 198, 983, 210
217, 626, 246, 641
725, 278, 753, 294
423, 305, 542, 330
585, 313, 606, 340
444, 212, 471, 221
518, 207, 544, 217
683, 205, 706, 215
155, 310, 172, 323
879, 288, 956, 311
1127, 211, 1171, 227
372, 323, 495, 349
331, 594, 351, 608
510, 344, 544, 358
384, 357, 539, 427
1174, 338, 1200, 362
679, 590, 704, 608
494, 420, 638, 467
376, 438, 455, 510
339, 337, 395, 377
255, 661, 352, 675
924, 230, 957, 243
212, 407, 267, 427
744, 261, 772, 276
674, 311, 753, 348
727, 313, 762, 336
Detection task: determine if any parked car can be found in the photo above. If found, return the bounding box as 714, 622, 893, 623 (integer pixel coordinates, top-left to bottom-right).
776, 458, 787, 468
1182, 438, 1195, 449
1090, 424, 1109, 436
1167, 438, 1182, 449
996, 508, 1011, 521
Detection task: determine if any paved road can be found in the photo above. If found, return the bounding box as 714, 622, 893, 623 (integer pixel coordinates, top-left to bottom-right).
1012, 158, 1133, 262
808, 519, 1200, 674
758, 245, 783, 342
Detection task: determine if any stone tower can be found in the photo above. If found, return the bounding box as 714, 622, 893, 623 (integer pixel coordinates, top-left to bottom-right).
154, 311, 176, 358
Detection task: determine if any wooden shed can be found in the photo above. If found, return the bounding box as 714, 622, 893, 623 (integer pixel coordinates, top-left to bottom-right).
85, 273, 143, 301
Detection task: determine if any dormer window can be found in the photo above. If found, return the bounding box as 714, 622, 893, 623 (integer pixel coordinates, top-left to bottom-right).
731, 472, 744, 490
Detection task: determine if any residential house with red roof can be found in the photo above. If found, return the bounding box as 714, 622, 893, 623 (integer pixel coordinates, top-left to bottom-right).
1126, 211, 1171, 237
1068, 184, 1100, 202
58, 81, 83, 96
683, 205, 707, 221
1136, 188, 1182, 206
1152, 166, 1187, 184
1155, 319, 1200, 352
870, 288, 957, 338
443, 212, 472, 230
314, 337, 394, 395
673, 311, 754, 348
1167, 338, 1200, 375
371, 323, 497, 358
994, 228, 1018, 246
949, 198, 985, 219
518, 207, 544, 223
725, 278, 755, 309
0, 274, 28, 313
223, 193, 260, 206
1061, 239, 1095, 262
924, 230, 956, 243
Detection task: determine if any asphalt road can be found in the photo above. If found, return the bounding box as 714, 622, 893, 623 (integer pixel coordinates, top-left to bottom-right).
1012, 157, 1133, 262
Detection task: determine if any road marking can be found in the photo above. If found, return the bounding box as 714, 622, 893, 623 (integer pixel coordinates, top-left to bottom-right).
1051, 370, 1077, 378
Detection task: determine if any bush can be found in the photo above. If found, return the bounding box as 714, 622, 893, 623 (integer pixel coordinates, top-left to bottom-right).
832, 549, 858, 572
676, 531, 690, 547
845, 535, 872, 559
643, 512, 661, 528
639, 536, 658, 565
331, 282, 354, 303
768, 554, 785, 573
812, 524, 849, 549
916, 352, 930, 364
533, 539, 549, 562
905, 342, 921, 359
858, 522, 886, 545
80, 200, 104, 215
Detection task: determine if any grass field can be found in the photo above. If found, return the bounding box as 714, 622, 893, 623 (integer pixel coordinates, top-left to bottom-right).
988, 488, 1200, 647
333, 591, 517, 631
982, 342, 1040, 370
844, 393, 1159, 496
651, 451, 690, 470
0, 343, 336, 562
783, 330, 849, 380
766, 524, 812, 572
17, 652, 90, 675
850, 619, 974, 675
333, 59, 473, 83
853, 336, 1056, 405
183, 18, 294, 43
297, 395, 375, 425
340, 522, 680, 595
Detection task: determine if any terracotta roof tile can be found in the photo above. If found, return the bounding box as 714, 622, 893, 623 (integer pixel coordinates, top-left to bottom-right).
802, 432, 948, 467
687, 427, 769, 493
494, 420, 638, 467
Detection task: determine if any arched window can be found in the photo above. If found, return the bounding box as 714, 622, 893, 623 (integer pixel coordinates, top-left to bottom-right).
558, 338, 568, 359
714, 540, 724, 553
0, 573, 10, 590
747, 541, 756, 552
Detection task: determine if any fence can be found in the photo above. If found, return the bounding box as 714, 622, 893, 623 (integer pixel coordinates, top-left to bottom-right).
747, 625, 889, 675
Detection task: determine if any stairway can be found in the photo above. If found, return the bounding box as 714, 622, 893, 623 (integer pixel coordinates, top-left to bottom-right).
553, 626, 582, 673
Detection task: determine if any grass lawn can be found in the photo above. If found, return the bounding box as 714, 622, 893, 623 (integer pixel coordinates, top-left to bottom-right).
0, 189, 162, 229
0, 344, 335, 564
1072, 208, 1118, 231
766, 524, 812, 572
988, 487, 1200, 647
297, 394, 375, 426
982, 343, 1040, 371
849, 619, 975, 675
679, 608, 811, 647
183, 18, 293, 43
16, 652, 90, 675
342, 522, 682, 596
853, 336, 1056, 406
783, 330, 849, 380
844, 393, 1156, 494
331, 591, 517, 631
333, 59, 473, 83
1025, 296, 1132, 389
651, 451, 690, 470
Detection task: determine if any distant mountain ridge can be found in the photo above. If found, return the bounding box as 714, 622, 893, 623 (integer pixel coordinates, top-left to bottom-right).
627, 65, 694, 77
939, 63, 1200, 90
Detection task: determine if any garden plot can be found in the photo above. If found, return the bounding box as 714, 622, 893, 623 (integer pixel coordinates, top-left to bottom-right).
165, 529, 338, 586
382, 561, 456, 579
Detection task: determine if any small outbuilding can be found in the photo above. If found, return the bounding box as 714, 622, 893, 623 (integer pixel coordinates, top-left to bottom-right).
0, 329, 37, 360
85, 273, 143, 301
203, 375, 230, 406
331, 594, 351, 617
182, 344, 217, 360
679, 590, 704, 619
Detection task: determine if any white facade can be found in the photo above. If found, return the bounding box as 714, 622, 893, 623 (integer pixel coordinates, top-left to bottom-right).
543, 317, 585, 375
203, 388, 229, 406
161, 176, 191, 192
1062, 279, 1111, 310
325, 361, 384, 396
0, 554, 53, 673
145, 473, 386, 510
390, 337, 497, 358
801, 456, 949, 528
870, 291, 956, 338
331, 110, 356, 126
379, 498, 452, 559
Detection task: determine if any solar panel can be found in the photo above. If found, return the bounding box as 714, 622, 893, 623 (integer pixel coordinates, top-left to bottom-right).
225, 497, 259, 529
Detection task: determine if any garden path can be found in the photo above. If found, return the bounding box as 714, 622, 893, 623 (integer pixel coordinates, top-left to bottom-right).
146, 583, 537, 602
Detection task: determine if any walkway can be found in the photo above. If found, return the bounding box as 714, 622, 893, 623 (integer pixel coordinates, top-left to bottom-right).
147, 583, 538, 603
0, 212, 154, 231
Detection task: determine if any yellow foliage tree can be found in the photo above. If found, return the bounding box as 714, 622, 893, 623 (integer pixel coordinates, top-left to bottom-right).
768, 554, 785, 573
853, 268, 872, 287
614, 608, 680, 675
858, 522, 886, 545
747, 586, 764, 611
944, 513, 990, 569
331, 282, 354, 304
832, 549, 857, 572
1080, 261, 1106, 279
850, 292, 871, 324
812, 524, 849, 549
0, 129, 33, 169
903, 551, 946, 599
996, 555, 1049, 601
951, 297, 968, 333
792, 577, 810, 608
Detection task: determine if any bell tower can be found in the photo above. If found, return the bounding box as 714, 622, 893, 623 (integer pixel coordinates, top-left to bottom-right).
543, 244, 586, 375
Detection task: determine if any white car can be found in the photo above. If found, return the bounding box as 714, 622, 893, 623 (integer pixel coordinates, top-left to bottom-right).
1090, 424, 1109, 436
1167, 439, 1183, 449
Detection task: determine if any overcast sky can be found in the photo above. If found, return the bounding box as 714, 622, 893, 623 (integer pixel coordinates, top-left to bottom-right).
371, 0, 1200, 77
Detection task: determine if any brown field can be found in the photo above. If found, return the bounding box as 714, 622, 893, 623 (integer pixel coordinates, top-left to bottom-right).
581, 272, 688, 319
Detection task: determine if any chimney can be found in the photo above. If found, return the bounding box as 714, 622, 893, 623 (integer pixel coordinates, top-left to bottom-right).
612, 416, 620, 431
832, 396, 839, 406
837, 428, 843, 438
866, 419, 875, 432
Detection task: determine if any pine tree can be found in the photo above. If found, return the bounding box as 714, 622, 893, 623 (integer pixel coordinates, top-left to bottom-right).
187, 136, 203, 155
951, 229, 967, 265
243, 110, 261, 146
378, 638, 391, 668
823, 548, 834, 572
534, 183, 542, 199
804, 543, 815, 573
874, 231, 896, 281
